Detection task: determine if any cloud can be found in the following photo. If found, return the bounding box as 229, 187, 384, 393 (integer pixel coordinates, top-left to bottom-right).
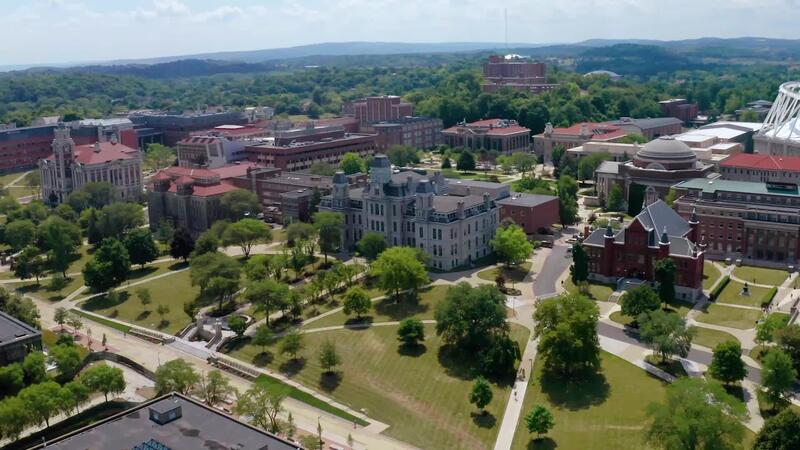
189, 5, 246, 23
133, 0, 191, 20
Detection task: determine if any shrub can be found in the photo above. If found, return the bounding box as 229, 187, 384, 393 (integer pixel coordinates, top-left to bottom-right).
762, 287, 778, 308
709, 276, 730, 301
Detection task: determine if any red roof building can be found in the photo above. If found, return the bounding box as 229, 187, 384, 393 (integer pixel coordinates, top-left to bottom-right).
720, 153, 800, 185
441, 119, 531, 154
533, 122, 628, 162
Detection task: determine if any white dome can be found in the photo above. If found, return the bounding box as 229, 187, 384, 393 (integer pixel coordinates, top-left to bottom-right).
637, 136, 695, 160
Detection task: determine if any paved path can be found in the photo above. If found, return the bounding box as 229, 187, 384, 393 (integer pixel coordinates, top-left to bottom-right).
533, 244, 570, 297
493, 337, 537, 450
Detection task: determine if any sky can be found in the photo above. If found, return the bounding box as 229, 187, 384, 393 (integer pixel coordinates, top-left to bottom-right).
3, 0, 800, 66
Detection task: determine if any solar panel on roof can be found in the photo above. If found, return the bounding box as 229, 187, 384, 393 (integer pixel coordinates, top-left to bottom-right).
132, 438, 172, 450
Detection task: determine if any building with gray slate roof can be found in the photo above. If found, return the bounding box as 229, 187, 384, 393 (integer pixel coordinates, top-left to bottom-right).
31, 393, 302, 450
0, 311, 42, 366
321, 154, 500, 270
582, 199, 705, 300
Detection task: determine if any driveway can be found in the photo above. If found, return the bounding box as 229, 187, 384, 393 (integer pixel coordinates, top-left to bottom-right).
533, 244, 570, 297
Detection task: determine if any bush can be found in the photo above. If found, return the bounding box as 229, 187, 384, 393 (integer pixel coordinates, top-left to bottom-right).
709, 276, 730, 301
762, 287, 778, 308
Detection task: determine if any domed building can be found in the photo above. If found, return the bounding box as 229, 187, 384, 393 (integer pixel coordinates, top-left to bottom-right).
596, 136, 716, 211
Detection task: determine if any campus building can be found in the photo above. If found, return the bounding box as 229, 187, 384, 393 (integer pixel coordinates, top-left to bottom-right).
497, 193, 560, 235
130, 110, 247, 146
366, 116, 443, 150
659, 99, 699, 124
719, 153, 800, 184
442, 119, 531, 155
320, 155, 500, 270
582, 200, 705, 300
344, 96, 413, 126
0, 311, 41, 366
673, 178, 800, 266
606, 117, 683, 140
39, 124, 143, 205
533, 122, 627, 162
31, 392, 301, 450
481, 55, 558, 93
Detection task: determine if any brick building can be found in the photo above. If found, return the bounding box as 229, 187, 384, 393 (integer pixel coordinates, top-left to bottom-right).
718, 153, 800, 184
344, 96, 413, 126
442, 119, 531, 155
533, 122, 627, 162
659, 99, 699, 124
582, 200, 705, 300
130, 111, 246, 146
497, 193, 559, 234
607, 117, 683, 140
367, 116, 443, 150
673, 178, 800, 266
481, 55, 558, 94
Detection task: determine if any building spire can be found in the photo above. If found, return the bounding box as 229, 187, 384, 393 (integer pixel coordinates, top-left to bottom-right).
660, 226, 670, 245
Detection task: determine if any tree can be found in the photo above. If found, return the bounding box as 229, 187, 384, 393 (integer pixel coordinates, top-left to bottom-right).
468, 377, 493, 414
708, 340, 747, 385
775, 324, 800, 373
144, 143, 175, 171
197, 369, 235, 407
654, 258, 677, 308
67, 313, 83, 335
490, 224, 533, 268
192, 230, 219, 257
534, 293, 601, 378
309, 162, 336, 176
441, 156, 452, 169
664, 187, 678, 207
577, 152, 610, 181
0, 363, 24, 395
155, 359, 200, 395
387, 145, 420, 167
223, 218, 272, 258
371, 246, 429, 300
245, 279, 290, 325
206, 275, 240, 312
619, 284, 660, 320
156, 304, 170, 327
50, 344, 83, 379
525, 405, 555, 439
22, 351, 47, 384
511, 152, 536, 176
169, 228, 195, 261
607, 184, 625, 211
4, 219, 36, 250
124, 228, 159, 268
39, 215, 81, 277
436, 282, 509, 349
397, 318, 425, 347
313, 211, 344, 264
339, 152, 365, 174
646, 378, 746, 450
190, 252, 241, 293
0, 396, 29, 441
342, 286, 371, 319
228, 315, 247, 337
54, 306, 69, 331
81, 364, 125, 402
0, 292, 40, 328
638, 310, 693, 362
69, 182, 116, 210
18, 381, 66, 427
137, 288, 152, 311
85, 208, 103, 244
557, 175, 580, 227
280, 329, 305, 361
457, 150, 476, 171
63, 380, 91, 413
754, 408, 800, 450
761, 348, 797, 410
319, 340, 341, 374
286, 222, 317, 246
95, 202, 144, 238
357, 231, 387, 261
252, 324, 274, 356
82, 238, 131, 291
757, 314, 790, 344
570, 243, 589, 284
233, 383, 289, 433
220, 189, 261, 222
14, 245, 44, 284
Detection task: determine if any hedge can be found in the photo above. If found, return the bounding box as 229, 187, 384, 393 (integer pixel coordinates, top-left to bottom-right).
709, 275, 730, 301
762, 287, 778, 308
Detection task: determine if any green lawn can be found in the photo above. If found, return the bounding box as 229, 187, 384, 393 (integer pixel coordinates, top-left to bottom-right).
609, 298, 694, 327
510, 351, 667, 450
10, 275, 86, 301
715, 280, 770, 308
703, 262, 722, 290
609, 311, 634, 327
694, 304, 761, 330
476, 262, 533, 283
228, 324, 530, 450
0, 245, 93, 281
0, 170, 30, 187
79, 269, 196, 335
732, 265, 788, 287
305, 284, 449, 329
565, 278, 615, 301
692, 327, 740, 349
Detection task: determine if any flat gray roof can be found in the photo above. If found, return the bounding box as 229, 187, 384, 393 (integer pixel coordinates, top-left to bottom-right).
0, 311, 39, 346
36, 393, 302, 450
497, 193, 557, 207
432, 194, 487, 212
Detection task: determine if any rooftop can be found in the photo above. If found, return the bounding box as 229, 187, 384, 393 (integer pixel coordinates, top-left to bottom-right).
443, 118, 531, 136
497, 193, 558, 207
540, 122, 627, 140
432, 194, 488, 213
0, 311, 40, 347
32, 393, 301, 450
675, 178, 800, 197
610, 117, 682, 129
720, 153, 800, 172
68, 141, 139, 165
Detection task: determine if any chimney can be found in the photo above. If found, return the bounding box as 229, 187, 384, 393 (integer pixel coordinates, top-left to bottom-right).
93, 142, 101, 153
457, 200, 465, 219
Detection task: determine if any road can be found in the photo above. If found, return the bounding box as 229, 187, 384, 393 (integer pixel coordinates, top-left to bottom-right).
532, 244, 570, 297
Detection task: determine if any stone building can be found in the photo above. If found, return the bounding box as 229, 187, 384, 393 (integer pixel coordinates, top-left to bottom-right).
39, 124, 143, 205
582, 200, 705, 300
0, 311, 41, 366
533, 122, 627, 163
442, 119, 531, 155
320, 155, 500, 270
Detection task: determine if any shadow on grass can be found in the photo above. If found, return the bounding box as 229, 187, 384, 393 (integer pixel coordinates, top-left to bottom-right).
136, 310, 151, 321
526, 437, 557, 450
437, 344, 515, 388
539, 369, 610, 410
320, 372, 342, 393
280, 357, 306, 377
252, 351, 274, 367
343, 316, 374, 327
373, 293, 429, 321
82, 291, 131, 311
168, 261, 189, 271
220, 336, 250, 353
156, 319, 170, 330
129, 266, 157, 280
471, 411, 496, 429
397, 343, 427, 357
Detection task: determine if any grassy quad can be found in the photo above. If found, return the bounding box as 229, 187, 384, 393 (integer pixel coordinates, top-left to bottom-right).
476, 262, 533, 284
306, 284, 450, 329
79, 267, 196, 335
703, 261, 722, 290
609, 297, 694, 327
564, 278, 615, 302
714, 280, 770, 308
692, 327, 740, 349
227, 324, 530, 450
694, 304, 761, 330
732, 265, 789, 287
510, 351, 668, 450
